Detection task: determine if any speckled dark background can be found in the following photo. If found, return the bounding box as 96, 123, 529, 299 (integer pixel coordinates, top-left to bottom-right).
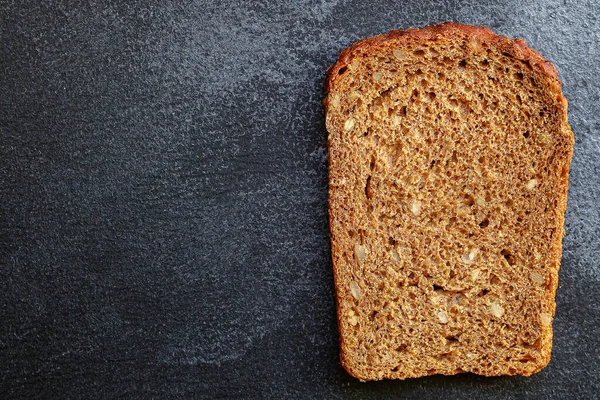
1, 0, 598, 398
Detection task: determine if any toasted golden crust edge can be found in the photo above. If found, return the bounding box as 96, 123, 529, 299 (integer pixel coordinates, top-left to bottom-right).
324, 22, 574, 380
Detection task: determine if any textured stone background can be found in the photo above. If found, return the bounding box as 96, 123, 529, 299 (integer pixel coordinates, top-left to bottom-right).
1, 0, 598, 398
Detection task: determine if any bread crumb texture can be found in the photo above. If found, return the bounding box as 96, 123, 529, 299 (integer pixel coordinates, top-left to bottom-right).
325, 23, 574, 381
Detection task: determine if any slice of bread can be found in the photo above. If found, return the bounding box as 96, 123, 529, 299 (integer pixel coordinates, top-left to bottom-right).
324, 23, 574, 381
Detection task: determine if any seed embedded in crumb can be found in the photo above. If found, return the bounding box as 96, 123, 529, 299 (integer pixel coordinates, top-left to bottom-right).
451, 293, 466, 306
525, 179, 538, 190
468, 35, 481, 53
530, 271, 545, 284
344, 118, 356, 132
329, 93, 340, 108
540, 312, 552, 326
410, 199, 422, 215
350, 281, 361, 300
462, 248, 479, 264
437, 310, 449, 324
476, 197, 485, 206
387, 153, 396, 169
490, 301, 504, 318
393, 49, 405, 59
539, 132, 552, 145
391, 249, 400, 263
354, 244, 367, 263
471, 268, 480, 281
349, 315, 358, 326
373, 71, 383, 81
344, 118, 355, 132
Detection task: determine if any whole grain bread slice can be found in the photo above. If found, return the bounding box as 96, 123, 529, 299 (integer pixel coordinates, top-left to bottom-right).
324, 22, 574, 381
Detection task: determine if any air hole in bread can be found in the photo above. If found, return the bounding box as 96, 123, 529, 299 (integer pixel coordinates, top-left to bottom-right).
519, 354, 537, 363
364, 176, 372, 199
501, 250, 516, 265
462, 194, 475, 206
369, 310, 378, 321
446, 335, 459, 343
490, 274, 501, 285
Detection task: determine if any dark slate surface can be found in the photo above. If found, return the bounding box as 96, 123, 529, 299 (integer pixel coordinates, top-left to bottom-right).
1, 0, 598, 398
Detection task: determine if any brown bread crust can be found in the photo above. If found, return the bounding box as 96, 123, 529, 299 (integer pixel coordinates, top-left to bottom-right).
325, 22, 561, 96
325, 22, 573, 381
